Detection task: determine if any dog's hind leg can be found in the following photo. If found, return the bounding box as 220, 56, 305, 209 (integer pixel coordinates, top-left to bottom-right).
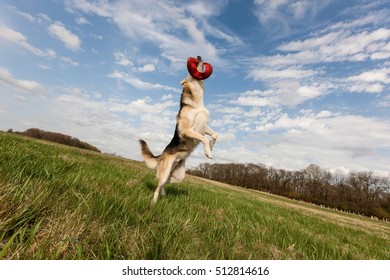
152, 155, 175, 204
170, 160, 186, 183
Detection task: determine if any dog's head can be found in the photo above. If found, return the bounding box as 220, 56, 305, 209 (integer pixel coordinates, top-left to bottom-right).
180, 56, 212, 94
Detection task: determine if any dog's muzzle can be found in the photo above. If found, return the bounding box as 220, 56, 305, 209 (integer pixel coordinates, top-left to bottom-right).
187, 56, 213, 80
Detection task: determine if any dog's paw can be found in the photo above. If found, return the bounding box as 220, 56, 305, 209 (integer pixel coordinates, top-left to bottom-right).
151, 193, 159, 205
209, 140, 216, 151
205, 149, 213, 159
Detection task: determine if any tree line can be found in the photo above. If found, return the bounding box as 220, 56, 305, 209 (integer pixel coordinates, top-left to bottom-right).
188, 163, 390, 220
7, 128, 101, 153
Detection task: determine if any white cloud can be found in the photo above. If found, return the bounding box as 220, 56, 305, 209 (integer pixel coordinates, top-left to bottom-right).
7, 5, 36, 22
0, 24, 56, 58
186, 1, 227, 18
348, 83, 384, 94
378, 94, 390, 108
248, 67, 317, 81
274, 28, 390, 65
65, 0, 113, 17
328, 11, 388, 31
257, 110, 390, 149
291, 1, 310, 20
38, 63, 53, 70
161, 94, 173, 100
278, 31, 343, 52
113, 52, 157, 72
90, 33, 103, 40
76, 16, 91, 25
242, 67, 329, 107
0, 67, 46, 95
37, 13, 52, 23
114, 52, 132, 66
108, 71, 180, 92
256, 111, 330, 132
253, 0, 334, 36
186, 0, 243, 46
243, 16, 390, 108
230, 94, 277, 107
110, 98, 176, 116
217, 132, 236, 143
60, 56, 79, 66
348, 68, 390, 83
65, 0, 238, 69
254, 0, 289, 26
346, 68, 390, 93
48, 21, 81, 51
137, 64, 156, 73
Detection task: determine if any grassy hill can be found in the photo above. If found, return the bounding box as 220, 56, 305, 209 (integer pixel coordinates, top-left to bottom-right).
0, 131, 389, 259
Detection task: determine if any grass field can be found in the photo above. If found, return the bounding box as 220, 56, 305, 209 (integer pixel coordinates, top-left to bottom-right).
0, 131, 389, 259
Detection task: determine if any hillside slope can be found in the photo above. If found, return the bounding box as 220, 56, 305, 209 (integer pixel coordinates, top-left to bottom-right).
0, 132, 389, 259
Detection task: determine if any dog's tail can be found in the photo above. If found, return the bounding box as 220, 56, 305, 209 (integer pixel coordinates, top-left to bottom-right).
139, 139, 161, 169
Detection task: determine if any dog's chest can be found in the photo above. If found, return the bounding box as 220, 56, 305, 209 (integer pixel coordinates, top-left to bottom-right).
191, 106, 209, 134
179, 104, 209, 134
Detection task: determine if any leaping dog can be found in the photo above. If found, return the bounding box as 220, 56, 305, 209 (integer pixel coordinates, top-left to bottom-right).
139, 56, 218, 204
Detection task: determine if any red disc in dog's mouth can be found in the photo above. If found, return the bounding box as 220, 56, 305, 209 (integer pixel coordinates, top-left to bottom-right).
187, 57, 213, 80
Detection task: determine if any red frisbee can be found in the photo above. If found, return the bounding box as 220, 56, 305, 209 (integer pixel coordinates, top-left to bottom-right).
187, 57, 213, 80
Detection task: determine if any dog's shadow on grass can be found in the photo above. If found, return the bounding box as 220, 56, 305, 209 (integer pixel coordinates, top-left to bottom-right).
145, 181, 189, 197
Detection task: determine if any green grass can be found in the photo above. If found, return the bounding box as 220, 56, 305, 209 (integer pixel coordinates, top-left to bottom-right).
1, 131, 389, 259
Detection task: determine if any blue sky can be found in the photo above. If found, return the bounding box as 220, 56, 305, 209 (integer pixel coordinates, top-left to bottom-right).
1, 0, 389, 176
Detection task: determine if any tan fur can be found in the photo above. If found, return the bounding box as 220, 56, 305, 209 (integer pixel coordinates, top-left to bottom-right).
139, 61, 217, 204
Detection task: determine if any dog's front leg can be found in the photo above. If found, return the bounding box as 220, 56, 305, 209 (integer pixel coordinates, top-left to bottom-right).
180, 128, 212, 158
205, 127, 218, 150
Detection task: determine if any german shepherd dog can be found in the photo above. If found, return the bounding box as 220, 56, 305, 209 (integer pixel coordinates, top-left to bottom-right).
139, 56, 217, 204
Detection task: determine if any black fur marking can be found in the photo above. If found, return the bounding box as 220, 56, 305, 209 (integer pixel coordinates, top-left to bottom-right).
164, 125, 188, 154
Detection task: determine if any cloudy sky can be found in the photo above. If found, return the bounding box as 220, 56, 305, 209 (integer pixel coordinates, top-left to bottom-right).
1, 0, 389, 176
